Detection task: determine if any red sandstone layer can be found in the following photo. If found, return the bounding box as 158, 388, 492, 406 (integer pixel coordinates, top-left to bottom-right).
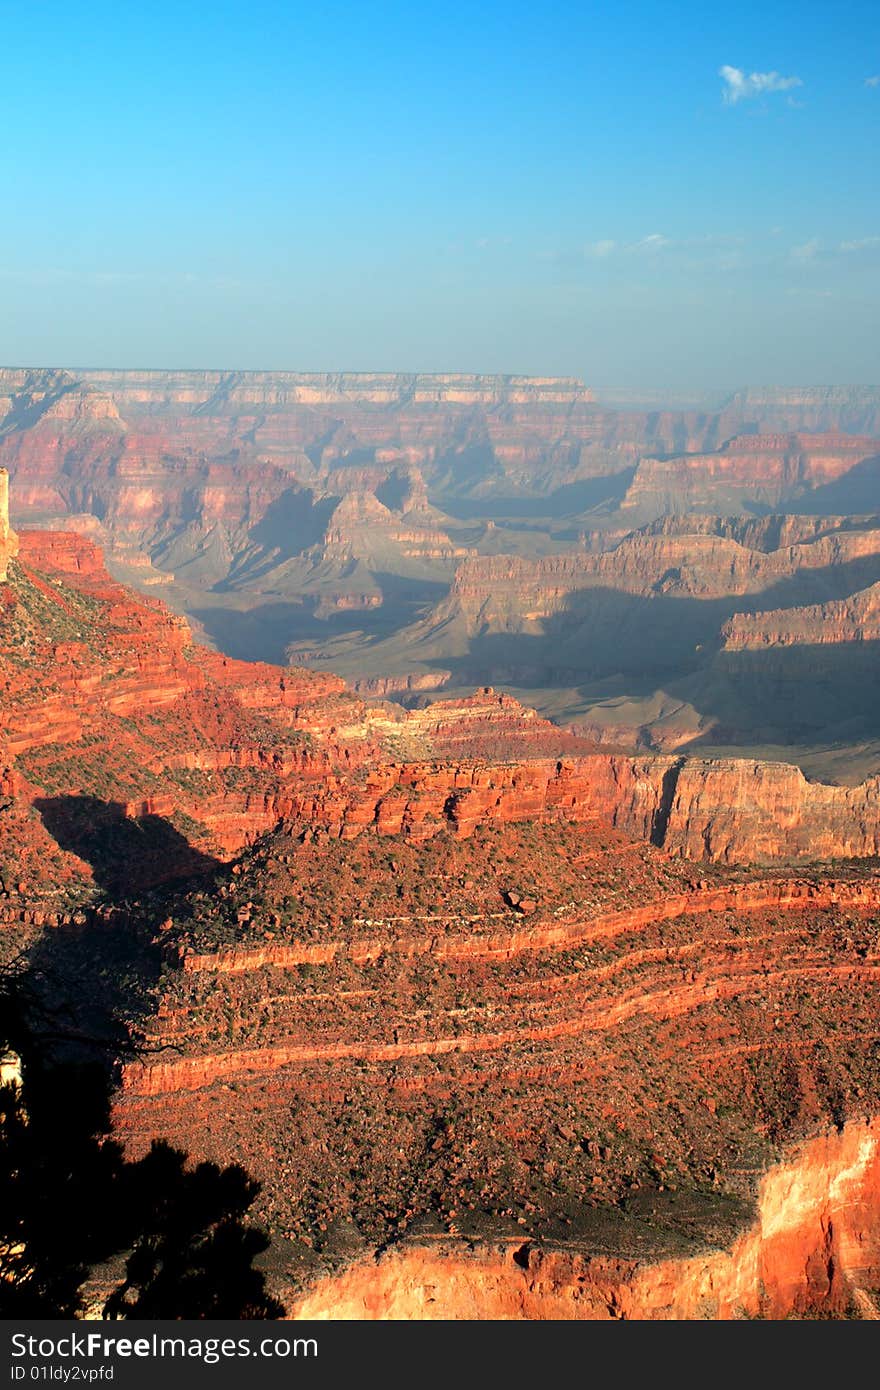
108, 816, 880, 1308
2, 530, 878, 874
287, 1118, 880, 1319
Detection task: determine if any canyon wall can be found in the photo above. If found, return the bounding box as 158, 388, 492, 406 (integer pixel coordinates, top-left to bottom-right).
724, 581, 880, 649
74, 369, 596, 409
5, 371, 878, 548
5, 504, 880, 1320
2, 524, 878, 869
441, 521, 880, 617
287, 1119, 880, 1319
622, 433, 880, 517
112, 811, 880, 1305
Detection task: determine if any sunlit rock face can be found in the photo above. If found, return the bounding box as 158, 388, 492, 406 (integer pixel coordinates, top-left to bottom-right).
285, 1119, 880, 1319
622, 433, 880, 517
0, 469, 18, 581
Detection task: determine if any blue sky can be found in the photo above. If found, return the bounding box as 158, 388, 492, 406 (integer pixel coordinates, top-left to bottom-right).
1, 0, 878, 386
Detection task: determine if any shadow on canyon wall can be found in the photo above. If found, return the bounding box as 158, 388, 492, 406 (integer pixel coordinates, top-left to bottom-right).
688, 640, 880, 748
433, 588, 880, 749
436, 468, 638, 519
795, 456, 880, 515
247, 486, 340, 557
193, 571, 448, 664
0, 1037, 282, 1318
186, 539, 880, 682
0, 800, 279, 1317
34, 796, 220, 898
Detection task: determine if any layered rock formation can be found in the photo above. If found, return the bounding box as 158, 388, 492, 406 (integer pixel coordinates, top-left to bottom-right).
4, 509, 880, 1319
289, 1119, 880, 1318
110, 818, 880, 1316
721, 386, 880, 437
335, 512, 880, 711
4, 366, 879, 735
724, 581, 880, 649
77, 370, 596, 409
6, 370, 877, 552
1, 521, 878, 883
622, 433, 880, 517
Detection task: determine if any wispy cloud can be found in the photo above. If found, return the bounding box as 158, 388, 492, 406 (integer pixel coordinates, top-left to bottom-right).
866, 75, 880, 87
585, 239, 617, 258
585, 233, 718, 259
791, 238, 820, 262
788, 236, 880, 267
584, 234, 668, 259
636, 233, 671, 252
840, 236, 880, 252
719, 64, 802, 104
576, 233, 746, 275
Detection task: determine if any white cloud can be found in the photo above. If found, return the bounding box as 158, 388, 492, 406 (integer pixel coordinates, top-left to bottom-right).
584, 234, 670, 259
791, 238, 820, 262
585, 239, 617, 258
719, 64, 802, 104
840, 236, 880, 251
866, 75, 880, 87
583, 233, 743, 264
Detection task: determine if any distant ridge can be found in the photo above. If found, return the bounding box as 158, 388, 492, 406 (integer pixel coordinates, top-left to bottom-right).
63, 369, 595, 408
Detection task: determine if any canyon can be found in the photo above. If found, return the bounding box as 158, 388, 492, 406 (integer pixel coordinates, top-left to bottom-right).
3, 367, 880, 775
2, 522, 879, 872
1, 368, 880, 1320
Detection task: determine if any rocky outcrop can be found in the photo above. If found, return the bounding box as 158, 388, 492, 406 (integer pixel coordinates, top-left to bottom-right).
622, 433, 879, 517
724, 581, 880, 649
321, 491, 472, 566
349, 672, 453, 697
0, 469, 18, 581
1, 524, 878, 868
644, 511, 880, 553
286, 1119, 880, 1318
655, 759, 880, 862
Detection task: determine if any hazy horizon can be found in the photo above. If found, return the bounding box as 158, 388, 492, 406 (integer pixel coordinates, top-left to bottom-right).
3, 364, 879, 400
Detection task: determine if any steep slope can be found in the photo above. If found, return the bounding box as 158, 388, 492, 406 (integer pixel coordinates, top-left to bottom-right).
112, 820, 880, 1316
1, 518, 878, 892
307, 514, 880, 728
724, 581, 880, 648
622, 433, 880, 518
3, 516, 880, 1319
